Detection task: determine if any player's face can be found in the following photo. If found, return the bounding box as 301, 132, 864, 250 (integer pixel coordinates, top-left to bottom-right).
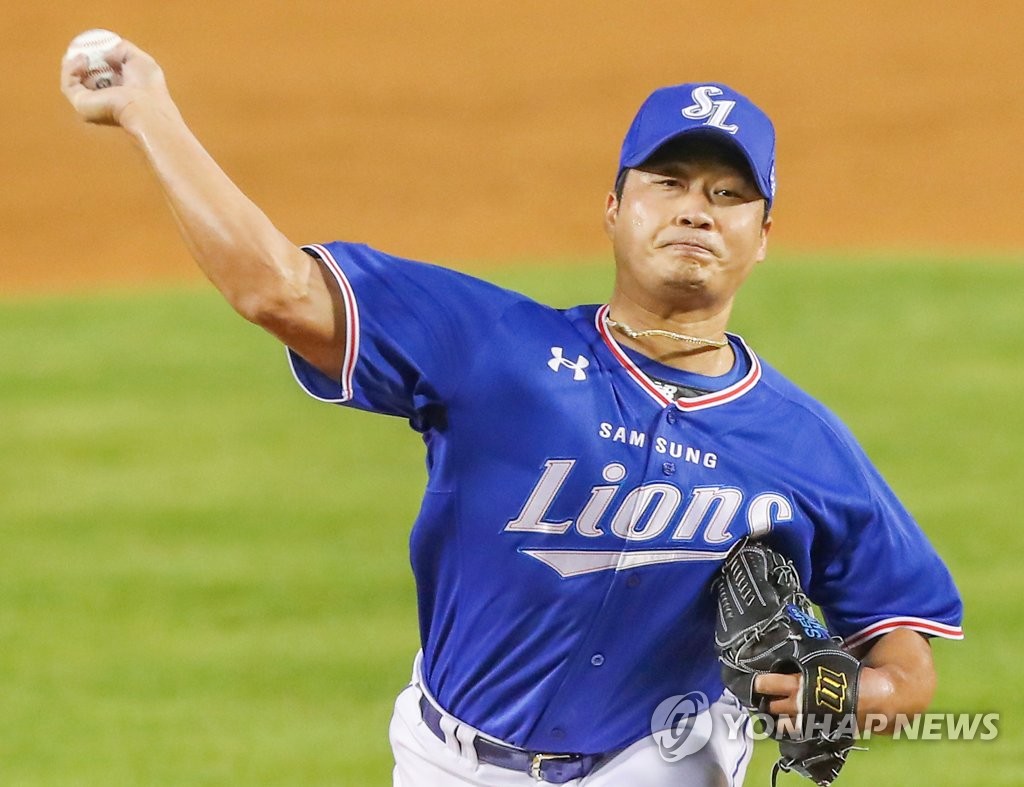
604, 139, 771, 320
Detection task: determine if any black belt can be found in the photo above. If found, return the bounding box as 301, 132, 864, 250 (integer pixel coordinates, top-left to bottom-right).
418, 693, 613, 783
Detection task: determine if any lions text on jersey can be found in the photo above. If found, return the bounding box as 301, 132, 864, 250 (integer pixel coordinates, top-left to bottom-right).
287, 242, 963, 755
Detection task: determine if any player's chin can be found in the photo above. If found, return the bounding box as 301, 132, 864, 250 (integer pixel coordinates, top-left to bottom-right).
658, 254, 720, 284
656, 272, 715, 300
662, 256, 716, 284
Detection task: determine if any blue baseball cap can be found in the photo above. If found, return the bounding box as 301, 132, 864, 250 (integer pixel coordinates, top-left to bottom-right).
618, 82, 777, 208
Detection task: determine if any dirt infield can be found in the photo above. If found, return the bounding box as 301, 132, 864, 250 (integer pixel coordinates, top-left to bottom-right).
7, 2, 1023, 295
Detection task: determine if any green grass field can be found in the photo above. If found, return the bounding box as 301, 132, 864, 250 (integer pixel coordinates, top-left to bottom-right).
1, 254, 1021, 785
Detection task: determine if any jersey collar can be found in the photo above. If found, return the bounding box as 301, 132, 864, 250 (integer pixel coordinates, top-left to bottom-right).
594, 304, 762, 412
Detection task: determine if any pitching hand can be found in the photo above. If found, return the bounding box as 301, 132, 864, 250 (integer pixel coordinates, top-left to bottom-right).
61, 40, 180, 129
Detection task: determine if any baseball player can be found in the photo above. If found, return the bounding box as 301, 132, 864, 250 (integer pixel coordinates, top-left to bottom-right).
63, 40, 962, 786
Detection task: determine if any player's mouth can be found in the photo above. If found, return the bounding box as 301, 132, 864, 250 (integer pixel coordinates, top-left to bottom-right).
658, 238, 718, 256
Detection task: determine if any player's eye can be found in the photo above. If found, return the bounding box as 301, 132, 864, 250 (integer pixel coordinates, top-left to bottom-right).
655, 178, 682, 188
712, 187, 749, 203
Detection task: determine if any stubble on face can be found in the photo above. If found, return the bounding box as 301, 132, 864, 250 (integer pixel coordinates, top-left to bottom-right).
606, 138, 770, 322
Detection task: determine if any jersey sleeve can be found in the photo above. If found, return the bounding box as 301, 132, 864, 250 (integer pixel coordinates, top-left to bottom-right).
286, 242, 523, 423
804, 425, 964, 650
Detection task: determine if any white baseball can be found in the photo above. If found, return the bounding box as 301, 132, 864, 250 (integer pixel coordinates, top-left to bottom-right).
65, 29, 123, 90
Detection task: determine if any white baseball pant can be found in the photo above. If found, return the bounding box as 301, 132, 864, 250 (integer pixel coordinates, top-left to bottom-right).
389, 654, 752, 786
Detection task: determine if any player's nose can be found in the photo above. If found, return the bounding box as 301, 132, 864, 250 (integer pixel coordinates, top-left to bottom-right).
671, 193, 714, 229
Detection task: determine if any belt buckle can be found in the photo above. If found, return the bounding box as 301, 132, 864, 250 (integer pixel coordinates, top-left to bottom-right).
529, 752, 575, 781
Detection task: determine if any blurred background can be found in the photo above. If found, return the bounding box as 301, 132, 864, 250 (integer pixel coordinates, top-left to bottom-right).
1, 2, 1021, 785
5, 1, 1023, 294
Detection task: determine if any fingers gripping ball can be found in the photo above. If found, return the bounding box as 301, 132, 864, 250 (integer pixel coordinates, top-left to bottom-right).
65, 29, 123, 90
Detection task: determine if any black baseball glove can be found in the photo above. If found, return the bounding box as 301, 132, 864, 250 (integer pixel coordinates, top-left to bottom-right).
713, 540, 863, 786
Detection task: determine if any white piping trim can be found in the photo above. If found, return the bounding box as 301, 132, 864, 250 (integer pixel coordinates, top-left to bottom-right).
284, 243, 359, 403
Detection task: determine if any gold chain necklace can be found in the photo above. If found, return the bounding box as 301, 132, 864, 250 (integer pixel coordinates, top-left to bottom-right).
604, 315, 728, 349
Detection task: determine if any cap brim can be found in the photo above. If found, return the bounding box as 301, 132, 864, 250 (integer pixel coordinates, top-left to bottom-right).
619, 127, 771, 205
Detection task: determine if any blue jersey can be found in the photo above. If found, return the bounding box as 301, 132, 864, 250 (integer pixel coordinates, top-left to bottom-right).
287, 242, 963, 755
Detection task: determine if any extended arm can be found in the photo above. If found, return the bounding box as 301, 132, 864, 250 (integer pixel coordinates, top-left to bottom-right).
61, 40, 345, 379
756, 627, 936, 735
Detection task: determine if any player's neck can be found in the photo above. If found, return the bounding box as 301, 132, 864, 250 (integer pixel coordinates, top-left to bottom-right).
604, 297, 735, 376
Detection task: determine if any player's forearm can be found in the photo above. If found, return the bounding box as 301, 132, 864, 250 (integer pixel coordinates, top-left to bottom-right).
63, 38, 344, 376
855, 628, 937, 735
121, 102, 315, 324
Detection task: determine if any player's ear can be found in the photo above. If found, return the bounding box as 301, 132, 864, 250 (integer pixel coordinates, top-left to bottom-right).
755, 211, 772, 264
604, 191, 620, 240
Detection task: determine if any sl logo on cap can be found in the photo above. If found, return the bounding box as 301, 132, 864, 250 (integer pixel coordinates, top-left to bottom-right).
681, 85, 739, 135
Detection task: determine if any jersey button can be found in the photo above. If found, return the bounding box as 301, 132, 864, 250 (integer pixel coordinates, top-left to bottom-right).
662, 461, 675, 475
626, 574, 641, 588
665, 411, 678, 425
551, 727, 566, 740
590, 653, 605, 667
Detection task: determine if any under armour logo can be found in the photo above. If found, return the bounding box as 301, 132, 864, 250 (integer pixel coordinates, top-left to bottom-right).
548, 347, 589, 381
681, 85, 739, 135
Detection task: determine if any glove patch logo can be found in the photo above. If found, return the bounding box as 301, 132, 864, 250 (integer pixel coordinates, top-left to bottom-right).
716, 542, 861, 784
785, 604, 830, 640
815, 666, 848, 714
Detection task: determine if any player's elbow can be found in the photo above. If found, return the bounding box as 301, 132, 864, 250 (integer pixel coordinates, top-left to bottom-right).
234, 270, 344, 377
231, 249, 324, 332
234, 287, 286, 328
236, 287, 318, 343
